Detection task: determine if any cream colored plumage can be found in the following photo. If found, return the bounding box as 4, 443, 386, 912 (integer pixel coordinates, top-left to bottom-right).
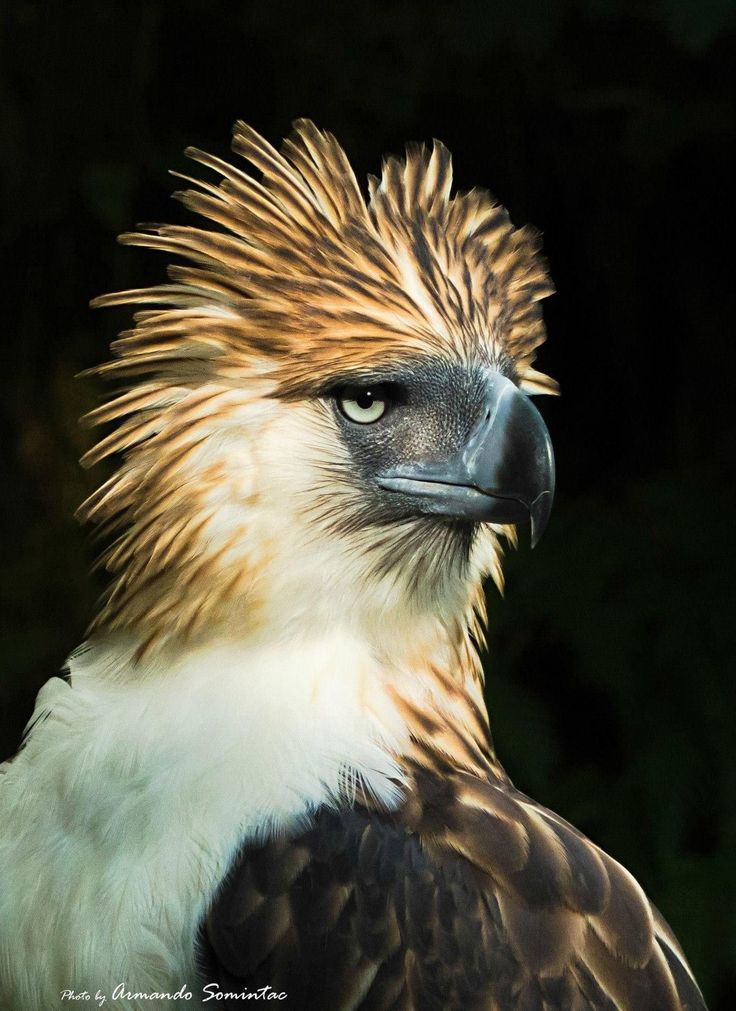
0, 121, 705, 1011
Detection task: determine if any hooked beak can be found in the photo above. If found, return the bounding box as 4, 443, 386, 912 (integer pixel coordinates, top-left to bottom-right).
378, 373, 555, 546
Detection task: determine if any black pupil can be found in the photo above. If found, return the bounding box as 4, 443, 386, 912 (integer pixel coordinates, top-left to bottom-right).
356, 389, 376, 409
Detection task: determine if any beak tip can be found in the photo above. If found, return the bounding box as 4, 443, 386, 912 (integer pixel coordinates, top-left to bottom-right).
529, 490, 554, 548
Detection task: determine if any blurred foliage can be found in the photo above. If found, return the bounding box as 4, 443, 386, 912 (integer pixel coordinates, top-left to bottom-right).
0, 0, 734, 1005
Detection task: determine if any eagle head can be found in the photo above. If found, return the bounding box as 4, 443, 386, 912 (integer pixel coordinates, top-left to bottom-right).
81, 120, 556, 656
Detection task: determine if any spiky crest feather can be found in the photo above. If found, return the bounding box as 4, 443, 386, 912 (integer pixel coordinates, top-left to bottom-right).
89, 119, 556, 396
80, 120, 554, 650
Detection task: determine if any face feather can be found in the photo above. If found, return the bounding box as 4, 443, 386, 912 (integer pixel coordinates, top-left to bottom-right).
81, 119, 556, 655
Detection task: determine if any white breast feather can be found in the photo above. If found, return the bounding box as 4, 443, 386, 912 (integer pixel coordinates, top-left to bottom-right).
0, 633, 408, 1010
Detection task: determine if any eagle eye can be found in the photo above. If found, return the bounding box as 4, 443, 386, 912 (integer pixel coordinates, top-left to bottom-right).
336, 384, 392, 424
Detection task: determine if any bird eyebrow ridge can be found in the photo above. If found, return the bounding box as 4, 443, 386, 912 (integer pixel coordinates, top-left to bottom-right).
309, 353, 488, 399
315, 371, 411, 395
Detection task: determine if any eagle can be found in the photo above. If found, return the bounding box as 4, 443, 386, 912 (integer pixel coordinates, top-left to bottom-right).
0, 120, 706, 1011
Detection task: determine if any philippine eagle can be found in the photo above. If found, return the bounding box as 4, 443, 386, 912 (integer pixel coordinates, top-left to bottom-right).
0, 120, 706, 1011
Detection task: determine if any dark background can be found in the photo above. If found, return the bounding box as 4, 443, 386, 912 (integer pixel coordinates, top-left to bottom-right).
1, 1, 734, 1006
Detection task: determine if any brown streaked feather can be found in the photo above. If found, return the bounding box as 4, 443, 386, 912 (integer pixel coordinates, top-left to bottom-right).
200, 659, 705, 1009
82, 119, 556, 648
200, 735, 707, 1011
90, 119, 556, 398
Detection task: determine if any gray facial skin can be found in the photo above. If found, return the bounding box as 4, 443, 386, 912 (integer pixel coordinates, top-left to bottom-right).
328, 357, 555, 547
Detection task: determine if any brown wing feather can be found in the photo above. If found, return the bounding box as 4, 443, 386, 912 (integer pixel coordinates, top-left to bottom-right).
200, 762, 707, 1010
